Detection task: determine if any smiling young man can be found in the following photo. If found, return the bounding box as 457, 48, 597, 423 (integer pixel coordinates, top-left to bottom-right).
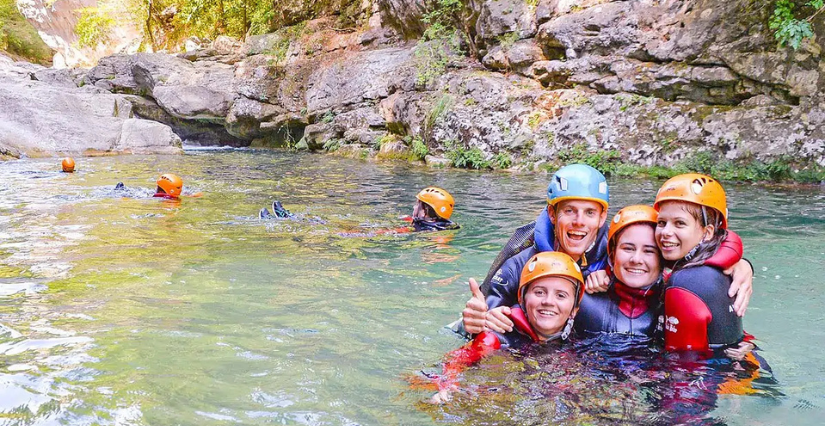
462, 164, 610, 334
461, 164, 756, 336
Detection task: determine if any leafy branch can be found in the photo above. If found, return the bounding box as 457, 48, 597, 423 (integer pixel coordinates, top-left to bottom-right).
770, 0, 825, 50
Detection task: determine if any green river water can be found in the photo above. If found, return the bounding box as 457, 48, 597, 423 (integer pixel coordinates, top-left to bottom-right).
0, 150, 823, 425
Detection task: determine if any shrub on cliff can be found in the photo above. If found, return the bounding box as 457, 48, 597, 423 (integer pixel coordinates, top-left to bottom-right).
770, 0, 825, 50
0, 0, 53, 64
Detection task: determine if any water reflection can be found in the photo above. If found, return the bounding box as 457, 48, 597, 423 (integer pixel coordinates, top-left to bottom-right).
0, 151, 822, 425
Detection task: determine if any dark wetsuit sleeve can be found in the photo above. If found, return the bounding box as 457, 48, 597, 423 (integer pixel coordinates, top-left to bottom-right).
485, 248, 534, 311
664, 266, 743, 352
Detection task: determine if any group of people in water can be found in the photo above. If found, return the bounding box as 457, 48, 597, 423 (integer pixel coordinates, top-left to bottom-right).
432, 164, 761, 405
62, 155, 763, 410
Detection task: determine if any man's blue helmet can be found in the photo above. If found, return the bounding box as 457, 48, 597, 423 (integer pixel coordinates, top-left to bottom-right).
547, 164, 609, 211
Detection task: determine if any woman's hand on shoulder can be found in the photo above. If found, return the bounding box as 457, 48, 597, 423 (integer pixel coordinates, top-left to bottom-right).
725, 259, 754, 317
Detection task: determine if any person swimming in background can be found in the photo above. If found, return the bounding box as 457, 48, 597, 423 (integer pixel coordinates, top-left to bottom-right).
113, 173, 201, 199
403, 187, 460, 232
61, 157, 75, 173
261, 187, 459, 235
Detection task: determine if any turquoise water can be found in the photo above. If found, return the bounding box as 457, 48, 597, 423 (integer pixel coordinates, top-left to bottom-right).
0, 150, 823, 425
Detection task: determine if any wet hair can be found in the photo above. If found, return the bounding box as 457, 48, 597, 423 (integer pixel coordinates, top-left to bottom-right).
671, 201, 727, 271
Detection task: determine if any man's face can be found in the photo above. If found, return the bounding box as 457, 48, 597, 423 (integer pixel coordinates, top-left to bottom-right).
549, 200, 607, 262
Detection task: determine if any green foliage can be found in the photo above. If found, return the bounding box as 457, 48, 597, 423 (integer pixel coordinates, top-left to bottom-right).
496, 32, 519, 50
323, 138, 342, 152
606, 152, 825, 183
409, 136, 429, 160
264, 21, 308, 63
526, 111, 544, 130
557, 143, 622, 176
75, 7, 115, 48
414, 0, 469, 86
615, 94, 655, 112
120, 0, 363, 52
425, 94, 454, 134
0, 0, 52, 64
494, 152, 513, 169
444, 140, 491, 169
320, 110, 335, 124
675, 152, 819, 182
375, 133, 396, 150
770, 0, 825, 50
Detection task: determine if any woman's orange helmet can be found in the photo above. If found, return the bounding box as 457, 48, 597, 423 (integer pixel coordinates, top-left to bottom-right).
416, 187, 455, 220
61, 157, 75, 173
156, 173, 183, 197
607, 205, 658, 257
518, 252, 584, 307
653, 173, 728, 228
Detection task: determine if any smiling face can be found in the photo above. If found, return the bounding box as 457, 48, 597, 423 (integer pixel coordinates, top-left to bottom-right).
654, 201, 713, 261
523, 276, 578, 338
612, 223, 662, 288
549, 200, 608, 262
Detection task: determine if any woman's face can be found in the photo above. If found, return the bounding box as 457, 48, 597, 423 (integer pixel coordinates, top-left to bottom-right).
612, 223, 662, 288
524, 276, 578, 338
655, 201, 711, 261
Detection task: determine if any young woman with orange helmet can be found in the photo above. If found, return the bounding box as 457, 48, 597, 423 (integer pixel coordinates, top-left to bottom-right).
654, 174, 745, 355
431, 252, 584, 403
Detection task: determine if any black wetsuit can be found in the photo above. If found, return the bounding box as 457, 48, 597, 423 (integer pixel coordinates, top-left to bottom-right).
575, 278, 663, 340
484, 222, 609, 311
663, 265, 743, 353
412, 218, 459, 232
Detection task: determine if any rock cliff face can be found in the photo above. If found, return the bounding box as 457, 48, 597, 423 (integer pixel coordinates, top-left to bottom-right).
0, 54, 182, 158
6, 0, 825, 173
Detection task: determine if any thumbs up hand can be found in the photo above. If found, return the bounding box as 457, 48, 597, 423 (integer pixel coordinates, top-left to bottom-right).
462, 278, 488, 335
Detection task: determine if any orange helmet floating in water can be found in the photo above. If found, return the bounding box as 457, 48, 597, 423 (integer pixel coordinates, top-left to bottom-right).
156, 173, 183, 197
518, 252, 584, 308
654, 173, 728, 228
416, 187, 455, 220
61, 157, 75, 173
607, 205, 658, 257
